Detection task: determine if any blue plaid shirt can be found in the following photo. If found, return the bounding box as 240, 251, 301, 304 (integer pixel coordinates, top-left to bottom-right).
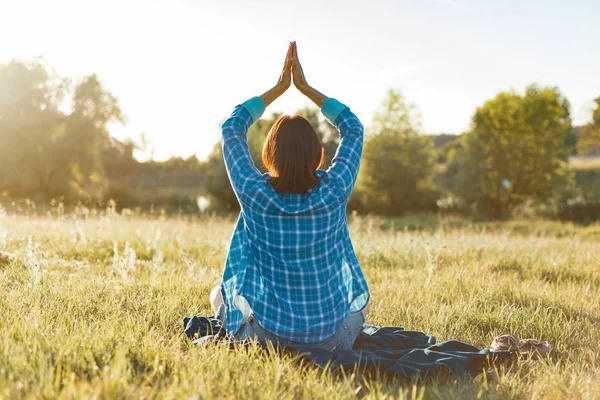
219, 96, 370, 343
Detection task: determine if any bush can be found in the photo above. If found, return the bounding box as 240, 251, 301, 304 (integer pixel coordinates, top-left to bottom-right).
558, 167, 600, 224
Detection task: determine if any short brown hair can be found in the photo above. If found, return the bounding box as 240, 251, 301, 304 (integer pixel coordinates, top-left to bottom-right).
262, 114, 325, 194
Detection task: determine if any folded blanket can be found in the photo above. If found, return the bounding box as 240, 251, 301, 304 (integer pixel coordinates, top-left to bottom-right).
183, 316, 513, 380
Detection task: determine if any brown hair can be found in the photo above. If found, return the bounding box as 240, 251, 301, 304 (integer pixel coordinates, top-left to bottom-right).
262, 114, 325, 194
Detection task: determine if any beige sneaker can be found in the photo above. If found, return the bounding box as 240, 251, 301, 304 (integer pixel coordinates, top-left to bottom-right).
518, 338, 551, 360
490, 334, 520, 352
0, 251, 15, 266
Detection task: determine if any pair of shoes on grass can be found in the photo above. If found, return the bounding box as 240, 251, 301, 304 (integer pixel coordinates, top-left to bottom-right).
490, 334, 551, 360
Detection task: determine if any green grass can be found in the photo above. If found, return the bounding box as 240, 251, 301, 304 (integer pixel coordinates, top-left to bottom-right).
1, 211, 599, 399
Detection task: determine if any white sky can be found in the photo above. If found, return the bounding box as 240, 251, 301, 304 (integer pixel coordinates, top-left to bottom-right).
1, 0, 599, 160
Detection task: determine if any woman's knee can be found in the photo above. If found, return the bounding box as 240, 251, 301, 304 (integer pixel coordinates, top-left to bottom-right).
362, 303, 369, 319
210, 285, 223, 315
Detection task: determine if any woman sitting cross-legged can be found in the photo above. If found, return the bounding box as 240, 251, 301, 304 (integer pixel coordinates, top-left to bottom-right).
211, 41, 370, 350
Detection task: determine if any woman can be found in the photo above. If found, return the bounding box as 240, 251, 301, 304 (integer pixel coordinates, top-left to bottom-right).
211, 41, 369, 351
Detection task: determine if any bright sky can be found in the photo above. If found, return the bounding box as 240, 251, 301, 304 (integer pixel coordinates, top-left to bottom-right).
1, 0, 599, 160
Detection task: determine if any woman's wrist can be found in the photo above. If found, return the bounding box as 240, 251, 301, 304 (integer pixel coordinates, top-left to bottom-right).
297, 83, 313, 96
260, 85, 286, 107
260, 83, 327, 108
274, 83, 288, 97
300, 85, 327, 108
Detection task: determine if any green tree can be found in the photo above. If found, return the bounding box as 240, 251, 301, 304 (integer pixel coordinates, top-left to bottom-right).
454, 85, 573, 218
358, 89, 437, 214
101, 137, 139, 180
0, 59, 68, 200
60, 74, 125, 201
203, 142, 237, 210
0, 61, 124, 202
576, 97, 600, 156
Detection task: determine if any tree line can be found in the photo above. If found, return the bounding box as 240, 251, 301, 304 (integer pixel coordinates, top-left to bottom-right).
1, 59, 600, 221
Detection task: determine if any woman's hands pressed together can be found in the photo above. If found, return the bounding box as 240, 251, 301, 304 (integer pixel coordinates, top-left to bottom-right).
276, 42, 293, 93
259, 42, 293, 107
291, 41, 327, 108
260, 41, 328, 108
291, 42, 308, 92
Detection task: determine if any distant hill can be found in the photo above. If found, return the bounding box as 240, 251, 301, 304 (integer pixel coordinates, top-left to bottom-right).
431, 133, 461, 149
430, 125, 588, 156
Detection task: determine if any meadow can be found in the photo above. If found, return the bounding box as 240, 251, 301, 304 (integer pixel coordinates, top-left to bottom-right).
1, 208, 599, 399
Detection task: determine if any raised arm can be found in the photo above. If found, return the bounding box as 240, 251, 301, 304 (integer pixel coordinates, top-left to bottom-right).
221, 43, 294, 200
321, 102, 364, 197
291, 42, 364, 197
220, 99, 264, 199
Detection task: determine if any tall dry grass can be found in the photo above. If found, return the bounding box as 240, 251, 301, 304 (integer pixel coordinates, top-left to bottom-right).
0, 207, 599, 399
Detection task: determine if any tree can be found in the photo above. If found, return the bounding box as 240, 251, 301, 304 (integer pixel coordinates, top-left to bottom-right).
358, 89, 437, 214
101, 136, 139, 179
203, 142, 237, 210
576, 97, 600, 156
136, 132, 155, 162
61, 74, 125, 201
0, 61, 124, 202
0, 59, 69, 200
454, 85, 573, 218
432, 133, 461, 163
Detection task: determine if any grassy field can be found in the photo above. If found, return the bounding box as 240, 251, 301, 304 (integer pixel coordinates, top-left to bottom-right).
1, 209, 599, 399
570, 156, 600, 170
